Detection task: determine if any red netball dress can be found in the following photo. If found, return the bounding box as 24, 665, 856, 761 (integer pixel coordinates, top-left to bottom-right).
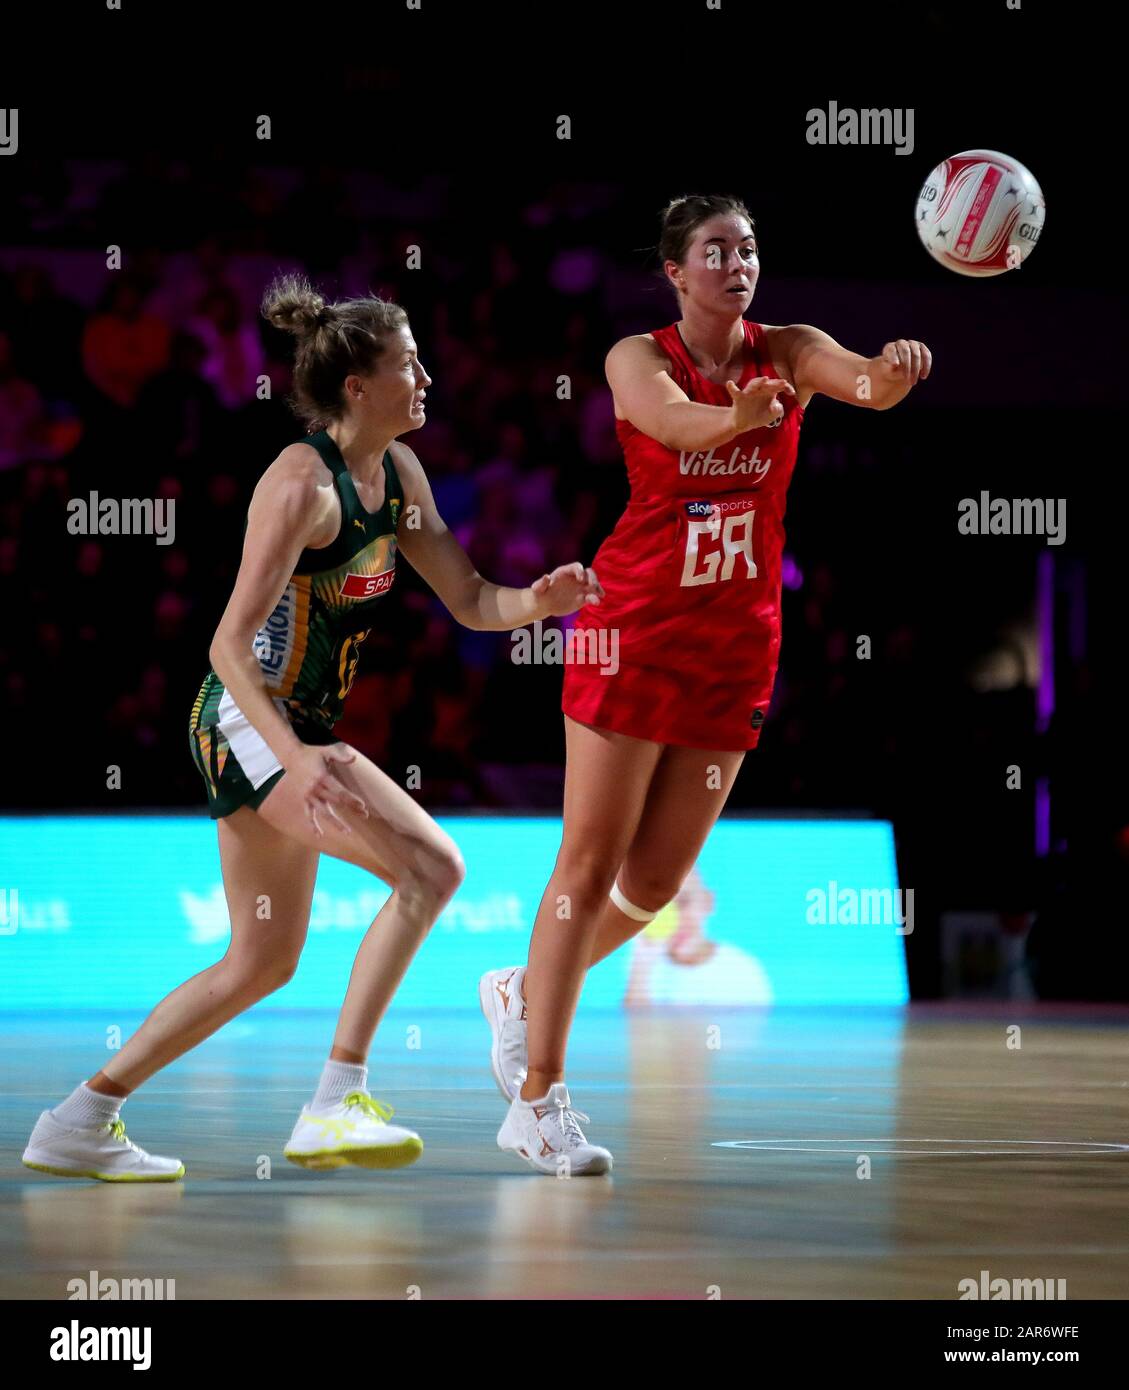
562, 319, 804, 750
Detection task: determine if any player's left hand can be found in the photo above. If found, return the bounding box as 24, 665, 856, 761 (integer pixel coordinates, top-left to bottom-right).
531, 562, 604, 617
875, 338, 932, 385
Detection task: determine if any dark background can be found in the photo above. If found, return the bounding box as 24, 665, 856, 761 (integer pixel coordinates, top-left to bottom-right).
1, 4, 1123, 996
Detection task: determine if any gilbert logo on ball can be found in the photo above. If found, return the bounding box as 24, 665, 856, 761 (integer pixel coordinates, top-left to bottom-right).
915, 149, 1045, 276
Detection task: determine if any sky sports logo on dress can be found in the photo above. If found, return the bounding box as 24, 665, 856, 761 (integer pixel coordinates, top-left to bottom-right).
685, 497, 757, 519
339, 568, 395, 599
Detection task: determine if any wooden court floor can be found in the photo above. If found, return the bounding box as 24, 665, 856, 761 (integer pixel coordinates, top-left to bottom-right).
2, 1005, 1127, 1299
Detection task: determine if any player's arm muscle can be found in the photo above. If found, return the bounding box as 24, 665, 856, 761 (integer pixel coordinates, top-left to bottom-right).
779, 324, 884, 409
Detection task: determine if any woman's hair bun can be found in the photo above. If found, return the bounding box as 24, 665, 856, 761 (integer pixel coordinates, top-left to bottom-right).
261, 272, 330, 336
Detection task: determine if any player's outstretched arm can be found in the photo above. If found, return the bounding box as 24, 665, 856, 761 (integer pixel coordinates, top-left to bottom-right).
780, 323, 932, 411
391, 441, 604, 631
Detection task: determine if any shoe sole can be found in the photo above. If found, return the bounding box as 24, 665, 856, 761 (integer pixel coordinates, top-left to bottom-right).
479, 974, 519, 1102
284, 1138, 423, 1171
22, 1157, 185, 1182
497, 1140, 613, 1177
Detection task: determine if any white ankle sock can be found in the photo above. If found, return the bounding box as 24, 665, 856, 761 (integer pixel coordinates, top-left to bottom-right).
311, 1059, 368, 1112
51, 1082, 126, 1130
519, 1084, 557, 1106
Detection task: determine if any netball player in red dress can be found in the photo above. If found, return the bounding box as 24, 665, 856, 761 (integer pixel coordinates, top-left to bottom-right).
482, 194, 931, 1174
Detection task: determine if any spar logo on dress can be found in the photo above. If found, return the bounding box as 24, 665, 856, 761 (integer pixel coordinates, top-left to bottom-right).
339, 567, 395, 599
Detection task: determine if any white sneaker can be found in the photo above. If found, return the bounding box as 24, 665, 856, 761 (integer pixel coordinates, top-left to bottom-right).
284, 1090, 423, 1171
479, 965, 528, 1101
22, 1109, 185, 1183
497, 1082, 612, 1176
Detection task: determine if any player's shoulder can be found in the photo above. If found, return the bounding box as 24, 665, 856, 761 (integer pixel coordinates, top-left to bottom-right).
762, 323, 820, 372
252, 441, 334, 512
267, 440, 331, 482
388, 439, 422, 477
765, 323, 827, 352
605, 332, 669, 372
387, 440, 425, 499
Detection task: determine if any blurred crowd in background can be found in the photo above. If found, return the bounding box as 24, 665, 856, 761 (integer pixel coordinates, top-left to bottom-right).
1, 158, 1120, 994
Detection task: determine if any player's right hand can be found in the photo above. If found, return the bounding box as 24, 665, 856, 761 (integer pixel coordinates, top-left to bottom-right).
284, 743, 370, 837
725, 376, 795, 433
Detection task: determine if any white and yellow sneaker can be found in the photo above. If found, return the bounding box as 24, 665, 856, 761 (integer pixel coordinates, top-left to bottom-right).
283, 1090, 423, 1171
497, 1082, 612, 1176
479, 965, 528, 1100
22, 1110, 185, 1182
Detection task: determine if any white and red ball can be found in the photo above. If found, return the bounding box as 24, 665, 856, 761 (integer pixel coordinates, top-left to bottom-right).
915, 149, 1045, 277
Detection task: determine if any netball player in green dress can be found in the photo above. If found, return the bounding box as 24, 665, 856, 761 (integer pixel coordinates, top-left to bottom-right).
22, 274, 603, 1180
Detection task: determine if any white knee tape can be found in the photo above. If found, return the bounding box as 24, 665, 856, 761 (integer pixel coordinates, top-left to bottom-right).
610, 880, 658, 923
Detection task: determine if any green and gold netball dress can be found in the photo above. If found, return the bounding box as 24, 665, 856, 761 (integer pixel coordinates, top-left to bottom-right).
189, 430, 403, 819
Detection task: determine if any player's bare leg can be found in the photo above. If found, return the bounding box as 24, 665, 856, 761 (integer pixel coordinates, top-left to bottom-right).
253, 741, 464, 1059
86, 736, 465, 1095
22, 812, 321, 1181
489, 717, 662, 1172
63, 739, 461, 1173
586, 742, 746, 966
483, 735, 746, 1114
88, 812, 321, 1095
520, 716, 663, 1101
254, 741, 465, 1170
